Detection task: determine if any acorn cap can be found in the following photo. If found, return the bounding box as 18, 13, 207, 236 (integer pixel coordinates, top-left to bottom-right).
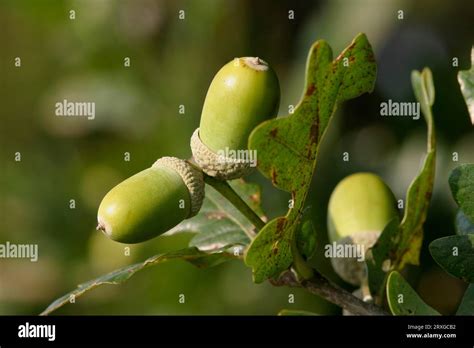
190, 128, 254, 180
153, 156, 204, 216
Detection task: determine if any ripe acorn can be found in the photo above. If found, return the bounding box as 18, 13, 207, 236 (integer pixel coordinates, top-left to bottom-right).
191, 57, 280, 180
97, 157, 204, 244
327, 173, 398, 285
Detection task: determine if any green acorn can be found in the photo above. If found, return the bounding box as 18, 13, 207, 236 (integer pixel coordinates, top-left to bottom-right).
327, 173, 398, 285
97, 157, 204, 244
191, 57, 280, 180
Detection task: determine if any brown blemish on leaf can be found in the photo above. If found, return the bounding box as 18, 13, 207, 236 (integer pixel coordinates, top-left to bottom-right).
271, 168, 278, 184
309, 121, 320, 148
276, 219, 286, 238
270, 128, 278, 138
306, 83, 316, 96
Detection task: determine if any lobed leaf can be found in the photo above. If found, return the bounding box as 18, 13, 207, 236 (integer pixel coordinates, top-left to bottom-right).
396, 68, 436, 268
366, 68, 436, 298
245, 33, 377, 283
386, 271, 440, 315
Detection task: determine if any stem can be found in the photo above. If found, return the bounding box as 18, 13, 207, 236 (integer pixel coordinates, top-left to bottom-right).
274, 270, 389, 316
204, 175, 266, 233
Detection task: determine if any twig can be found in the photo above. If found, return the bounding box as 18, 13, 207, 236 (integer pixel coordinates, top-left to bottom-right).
274, 270, 389, 316
204, 174, 266, 234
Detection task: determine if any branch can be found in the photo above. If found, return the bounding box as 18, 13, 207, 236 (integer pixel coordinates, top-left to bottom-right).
273, 270, 390, 316
204, 174, 266, 233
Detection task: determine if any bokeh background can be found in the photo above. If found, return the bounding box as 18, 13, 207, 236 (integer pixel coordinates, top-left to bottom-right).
1, 0, 473, 315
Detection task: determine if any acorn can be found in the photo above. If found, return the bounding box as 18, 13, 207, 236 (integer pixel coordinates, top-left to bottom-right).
97, 157, 204, 244
191, 57, 280, 180
327, 173, 398, 285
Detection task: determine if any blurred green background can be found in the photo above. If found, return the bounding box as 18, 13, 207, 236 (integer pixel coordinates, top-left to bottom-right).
1, 0, 473, 315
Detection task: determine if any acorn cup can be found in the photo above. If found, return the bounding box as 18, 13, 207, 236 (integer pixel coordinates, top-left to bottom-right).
97, 157, 204, 244
191, 56, 280, 180
327, 173, 398, 285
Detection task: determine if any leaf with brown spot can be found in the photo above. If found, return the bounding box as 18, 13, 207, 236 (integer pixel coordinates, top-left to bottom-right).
244, 34, 377, 283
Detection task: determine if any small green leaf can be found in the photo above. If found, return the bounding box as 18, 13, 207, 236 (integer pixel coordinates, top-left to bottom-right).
457, 47, 474, 124
296, 209, 317, 260
41, 247, 237, 315
429, 235, 474, 283
366, 217, 400, 298
449, 164, 474, 224
278, 309, 318, 316
456, 209, 474, 235
169, 179, 265, 251
386, 271, 440, 315
245, 33, 377, 282
456, 284, 474, 315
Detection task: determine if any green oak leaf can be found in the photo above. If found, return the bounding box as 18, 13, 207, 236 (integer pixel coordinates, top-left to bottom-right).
449, 164, 474, 224
245, 33, 377, 283
366, 217, 400, 299
456, 284, 474, 315
396, 68, 436, 269
455, 209, 474, 235
365, 68, 436, 299
296, 207, 318, 260
41, 247, 237, 315
429, 234, 474, 283
457, 47, 474, 124
169, 179, 265, 251
386, 271, 440, 315
278, 309, 318, 316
